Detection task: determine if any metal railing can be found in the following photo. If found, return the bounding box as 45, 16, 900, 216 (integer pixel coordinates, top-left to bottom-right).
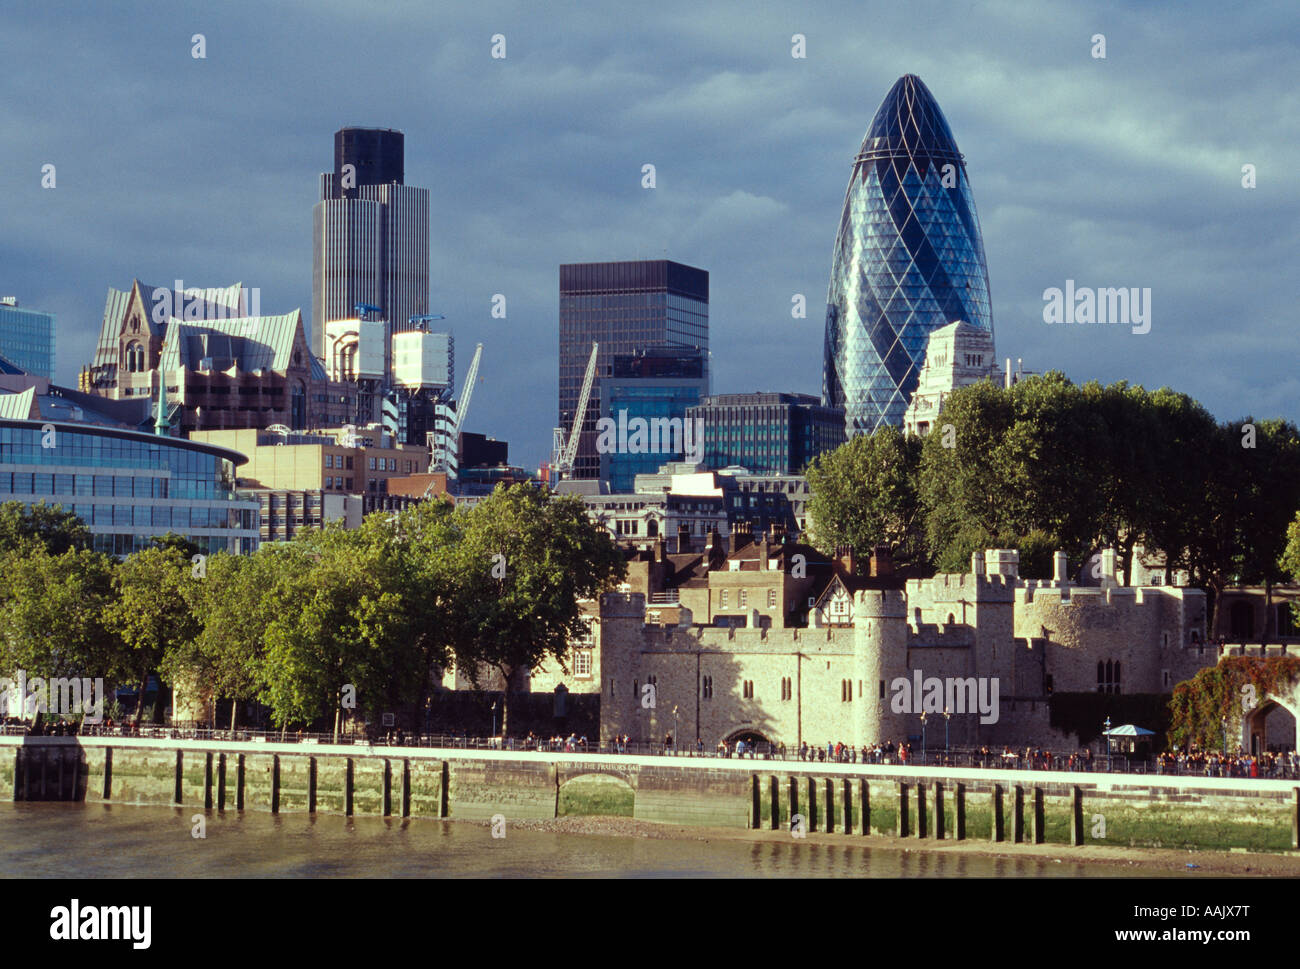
10, 723, 1298, 780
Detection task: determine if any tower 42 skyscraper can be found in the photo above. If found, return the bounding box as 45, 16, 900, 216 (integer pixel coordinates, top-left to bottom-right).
312, 127, 429, 371
822, 75, 993, 437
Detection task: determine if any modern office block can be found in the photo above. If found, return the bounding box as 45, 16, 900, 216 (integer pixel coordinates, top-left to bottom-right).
312, 127, 429, 371
559, 260, 709, 480
0, 297, 55, 378
598, 346, 708, 493
688, 392, 845, 475
823, 75, 994, 436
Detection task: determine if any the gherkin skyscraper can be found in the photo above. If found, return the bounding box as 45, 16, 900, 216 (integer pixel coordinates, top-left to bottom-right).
823, 74, 993, 436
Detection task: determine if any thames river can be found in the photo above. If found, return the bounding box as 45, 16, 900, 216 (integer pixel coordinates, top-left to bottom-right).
0, 803, 1203, 877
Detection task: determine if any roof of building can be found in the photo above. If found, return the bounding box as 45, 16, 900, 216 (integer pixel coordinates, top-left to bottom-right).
0, 388, 36, 420
0, 353, 27, 376
92, 280, 245, 371
158, 311, 313, 376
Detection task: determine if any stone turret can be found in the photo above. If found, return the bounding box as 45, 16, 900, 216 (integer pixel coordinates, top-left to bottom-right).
853, 589, 910, 747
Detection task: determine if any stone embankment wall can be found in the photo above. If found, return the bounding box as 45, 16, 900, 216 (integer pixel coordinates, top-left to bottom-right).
3, 737, 1297, 854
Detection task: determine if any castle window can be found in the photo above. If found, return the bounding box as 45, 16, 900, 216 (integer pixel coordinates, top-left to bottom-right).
947, 613, 955, 625
574, 650, 592, 678
767, 588, 777, 609
609, 679, 615, 697
742, 680, 754, 699
702, 676, 713, 700
781, 677, 791, 701
879, 680, 886, 700
841, 679, 852, 702
1162, 669, 1170, 688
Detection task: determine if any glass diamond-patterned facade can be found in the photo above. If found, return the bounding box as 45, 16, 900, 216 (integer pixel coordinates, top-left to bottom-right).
822, 74, 993, 436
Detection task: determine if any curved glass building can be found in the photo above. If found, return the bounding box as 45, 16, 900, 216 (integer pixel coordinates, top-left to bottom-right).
823, 74, 993, 436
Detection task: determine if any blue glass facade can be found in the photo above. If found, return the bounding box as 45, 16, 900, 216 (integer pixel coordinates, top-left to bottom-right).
688, 393, 845, 476
598, 348, 708, 493
0, 303, 55, 377
823, 75, 993, 436
559, 261, 709, 480
0, 421, 259, 556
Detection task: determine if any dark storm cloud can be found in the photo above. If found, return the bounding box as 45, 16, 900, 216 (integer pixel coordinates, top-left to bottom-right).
3, 0, 1296, 467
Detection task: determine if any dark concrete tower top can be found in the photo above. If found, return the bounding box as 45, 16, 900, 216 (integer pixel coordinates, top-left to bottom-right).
333, 127, 405, 197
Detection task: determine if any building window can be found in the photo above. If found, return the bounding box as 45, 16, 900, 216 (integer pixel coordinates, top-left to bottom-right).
1098, 660, 1123, 694
1161, 669, 1170, 688
767, 588, 777, 609
574, 650, 592, 678
781, 677, 791, 701
742, 680, 754, 699
702, 676, 713, 700
739, 589, 747, 607
841, 679, 852, 702
720, 590, 728, 608
369, 457, 377, 470
879, 680, 885, 700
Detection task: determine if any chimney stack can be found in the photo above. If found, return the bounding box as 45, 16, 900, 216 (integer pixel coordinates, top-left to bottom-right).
758, 532, 769, 571
1053, 551, 1068, 584
971, 551, 986, 576
835, 545, 856, 576
870, 545, 894, 578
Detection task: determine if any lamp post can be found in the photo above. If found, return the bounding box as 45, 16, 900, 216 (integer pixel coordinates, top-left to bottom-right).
491, 700, 499, 742
920, 712, 928, 765
943, 707, 951, 764
1104, 716, 1112, 772
1221, 715, 1228, 756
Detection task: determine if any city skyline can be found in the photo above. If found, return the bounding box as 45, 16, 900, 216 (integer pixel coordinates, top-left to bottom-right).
4, 0, 1297, 471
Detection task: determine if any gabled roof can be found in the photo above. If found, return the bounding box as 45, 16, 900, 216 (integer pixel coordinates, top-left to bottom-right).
158, 311, 307, 375
91, 280, 244, 371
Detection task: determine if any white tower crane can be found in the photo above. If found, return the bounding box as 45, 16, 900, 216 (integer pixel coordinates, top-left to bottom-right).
554, 342, 598, 480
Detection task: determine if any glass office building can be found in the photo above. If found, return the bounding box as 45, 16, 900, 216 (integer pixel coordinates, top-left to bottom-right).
0, 300, 55, 377
823, 74, 993, 437
559, 261, 708, 480
599, 348, 708, 493
688, 392, 845, 476
0, 419, 259, 556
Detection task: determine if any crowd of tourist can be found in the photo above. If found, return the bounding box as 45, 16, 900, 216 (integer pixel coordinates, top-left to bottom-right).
11, 714, 1300, 780
1157, 748, 1300, 778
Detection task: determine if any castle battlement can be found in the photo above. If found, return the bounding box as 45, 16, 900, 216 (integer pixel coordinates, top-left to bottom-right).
905, 573, 1019, 605
907, 624, 975, 649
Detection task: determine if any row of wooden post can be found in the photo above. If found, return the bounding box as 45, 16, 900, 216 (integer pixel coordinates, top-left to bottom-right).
755, 777, 1133, 846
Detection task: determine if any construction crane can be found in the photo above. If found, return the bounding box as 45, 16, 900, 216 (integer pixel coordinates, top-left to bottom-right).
553, 342, 598, 480
408, 314, 446, 331
429, 342, 483, 482
354, 302, 382, 319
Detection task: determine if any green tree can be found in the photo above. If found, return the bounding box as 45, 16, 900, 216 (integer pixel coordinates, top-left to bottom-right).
447, 485, 625, 736
0, 500, 91, 556
0, 547, 118, 705
166, 550, 285, 730
103, 546, 199, 721
805, 426, 925, 568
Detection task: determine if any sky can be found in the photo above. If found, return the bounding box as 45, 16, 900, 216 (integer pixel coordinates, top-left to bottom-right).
3, 0, 1297, 471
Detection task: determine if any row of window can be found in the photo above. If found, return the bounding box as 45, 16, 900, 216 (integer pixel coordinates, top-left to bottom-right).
32, 502, 256, 530
718, 588, 779, 609
93, 532, 255, 557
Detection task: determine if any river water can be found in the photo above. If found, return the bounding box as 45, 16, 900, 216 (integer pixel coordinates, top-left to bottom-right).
0, 803, 1185, 878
